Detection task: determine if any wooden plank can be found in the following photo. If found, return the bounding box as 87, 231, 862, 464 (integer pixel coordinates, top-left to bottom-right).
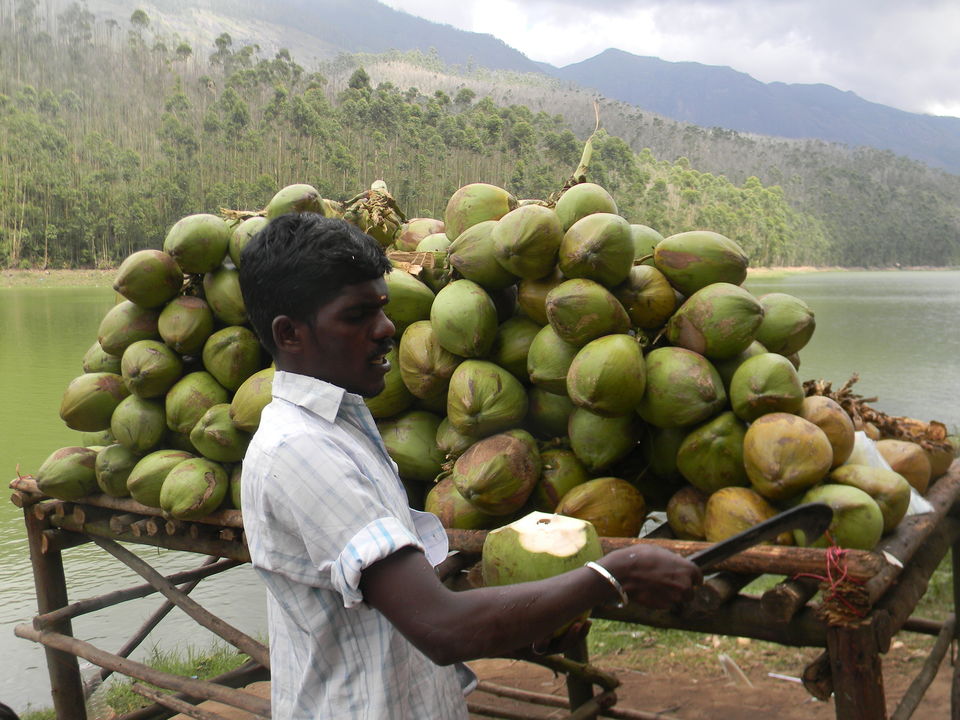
827, 621, 887, 720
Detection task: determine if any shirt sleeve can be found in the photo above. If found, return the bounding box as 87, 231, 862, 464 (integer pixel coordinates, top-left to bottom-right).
246, 429, 423, 607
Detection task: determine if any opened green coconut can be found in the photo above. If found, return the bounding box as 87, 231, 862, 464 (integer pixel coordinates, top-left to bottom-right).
558, 213, 634, 288
654, 231, 749, 296
676, 411, 749, 494
613, 265, 677, 329
377, 410, 445, 483
754, 293, 816, 355
666, 283, 764, 360
743, 412, 834, 501
566, 334, 646, 416
127, 449, 195, 508
111, 395, 166, 453
556, 477, 646, 538
163, 213, 232, 274
36, 446, 99, 501
113, 249, 184, 308
545, 279, 630, 347
444, 183, 518, 241
425, 477, 498, 530
430, 279, 498, 358
729, 352, 804, 422
637, 347, 726, 429
94, 443, 139, 498
491, 204, 563, 280
60, 372, 131, 432
158, 296, 215, 356
98, 301, 161, 357
159, 457, 228, 520
121, 339, 184, 398
383, 269, 435, 336
527, 324, 580, 395
568, 408, 639, 473
554, 183, 618, 230
230, 367, 275, 433
451, 429, 541, 515
165, 371, 229, 434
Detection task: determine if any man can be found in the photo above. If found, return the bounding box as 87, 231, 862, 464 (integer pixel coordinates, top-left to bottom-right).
239, 213, 702, 719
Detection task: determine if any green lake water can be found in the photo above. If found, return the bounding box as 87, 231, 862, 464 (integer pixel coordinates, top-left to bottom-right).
0, 270, 958, 711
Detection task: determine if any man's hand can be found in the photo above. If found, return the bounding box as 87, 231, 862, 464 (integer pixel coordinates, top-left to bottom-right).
596, 546, 703, 609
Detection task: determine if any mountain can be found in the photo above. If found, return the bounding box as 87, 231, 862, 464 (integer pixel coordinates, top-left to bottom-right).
546, 49, 960, 174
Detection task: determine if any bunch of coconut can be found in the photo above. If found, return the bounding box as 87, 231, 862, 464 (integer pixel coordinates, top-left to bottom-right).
36, 185, 331, 520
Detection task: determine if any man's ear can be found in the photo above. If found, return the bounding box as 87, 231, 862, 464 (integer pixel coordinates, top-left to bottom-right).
271, 315, 304, 354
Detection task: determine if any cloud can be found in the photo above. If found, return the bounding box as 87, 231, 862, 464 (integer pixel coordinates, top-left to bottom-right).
381, 0, 960, 116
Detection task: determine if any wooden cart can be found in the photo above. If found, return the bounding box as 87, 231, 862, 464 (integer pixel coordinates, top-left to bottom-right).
9, 461, 960, 719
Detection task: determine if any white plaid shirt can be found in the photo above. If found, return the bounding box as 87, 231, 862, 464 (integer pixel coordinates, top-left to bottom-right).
242, 371, 467, 719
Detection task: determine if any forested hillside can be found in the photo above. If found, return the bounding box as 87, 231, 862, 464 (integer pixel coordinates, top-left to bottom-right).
0, 2, 956, 268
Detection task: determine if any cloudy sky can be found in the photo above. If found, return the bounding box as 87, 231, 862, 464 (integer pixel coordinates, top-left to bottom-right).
380, 0, 960, 118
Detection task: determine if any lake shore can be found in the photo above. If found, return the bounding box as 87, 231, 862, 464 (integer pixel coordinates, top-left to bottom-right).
2, 265, 953, 289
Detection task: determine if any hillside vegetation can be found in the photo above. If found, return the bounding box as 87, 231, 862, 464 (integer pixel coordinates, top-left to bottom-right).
0, 2, 956, 268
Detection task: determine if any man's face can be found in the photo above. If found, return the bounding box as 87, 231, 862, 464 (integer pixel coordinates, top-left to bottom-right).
299, 276, 396, 397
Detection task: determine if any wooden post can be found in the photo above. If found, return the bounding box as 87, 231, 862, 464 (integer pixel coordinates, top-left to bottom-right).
564, 635, 595, 715
826, 620, 887, 720
952, 544, 960, 720
23, 507, 87, 719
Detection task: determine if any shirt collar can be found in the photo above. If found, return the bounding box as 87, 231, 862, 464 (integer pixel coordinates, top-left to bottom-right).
272, 370, 365, 424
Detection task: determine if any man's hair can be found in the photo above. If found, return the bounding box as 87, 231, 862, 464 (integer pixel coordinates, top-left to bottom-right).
239, 214, 393, 356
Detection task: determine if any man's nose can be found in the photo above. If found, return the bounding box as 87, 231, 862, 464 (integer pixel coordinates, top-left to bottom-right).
375, 310, 396, 340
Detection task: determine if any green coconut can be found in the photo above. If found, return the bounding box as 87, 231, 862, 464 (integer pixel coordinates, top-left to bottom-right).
396, 217, 446, 251
82, 341, 122, 374
556, 477, 646, 538
229, 367, 275, 433
566, 334, 646, 417
94, 443, 139, 498
451, 429, 541, 515
167, 430, 199, 455
126, 449, 195, 507
654, 230, 749, 296
364, 347, 415, 419
447, 220, 519, 291
667, 486, 709, 540
163, 213, 232, 274
829, 464, 910, 533
121, 339, 184, 398
425, 476, 498, 530
637, 347, 726, 429
435, 416, 475, 461
377, 410, 445, 483
444, 183, 518, 241
111, 395, 166, 453
158, 296, 215, 356
201, 326, 263, 392
160, 457, 229, 520
491, 204, 563, 280
202, 267, 247, 326
165, 371, 229, 434
729, 352, 804, 422
228, 463, 242, 510
481, 511, 603, 590
799, 396, 856, 469
666, 283, 765, 360
60, 372, 131, 432
641, 426, 687, 483
554, 183, 618, 231
383, 268, 436, 336
229, 215, 269, 268
704, 486, 780, 543
875, 439, 932, 494
545, 278, 630, 347
414, 232, 452, 292
755, 293, 816, 355
630, 224, 664, 262
489, 316, 541, 382
430, 279, 498, 358
613, 265, 677, 329
526, 387, 576, 440
795, 484, 883, 551
80, 429, 116, 447
446, 360, 528, 438
712, 340, 767, 390
397, 321, 461, 401
265, 183, 324, 219
568, 408, 639, 473
533, 449, 590, 511
558, 213, 634, 288
113, 249, 184, 308
526, 324, 580, 395
517, 267, 564, 326
98, 300, 161, 356
36, 446, 99, 501
189, 403, 251, 463
743, 412, 834, 501
676, 411, 749, 494
489, 284, 519, 323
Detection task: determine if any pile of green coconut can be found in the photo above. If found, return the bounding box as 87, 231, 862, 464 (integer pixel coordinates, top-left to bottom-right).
35, 178, 954, 554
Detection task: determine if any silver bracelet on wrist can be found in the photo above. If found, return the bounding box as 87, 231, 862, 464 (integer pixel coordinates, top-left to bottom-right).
584, 561, 629, 609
